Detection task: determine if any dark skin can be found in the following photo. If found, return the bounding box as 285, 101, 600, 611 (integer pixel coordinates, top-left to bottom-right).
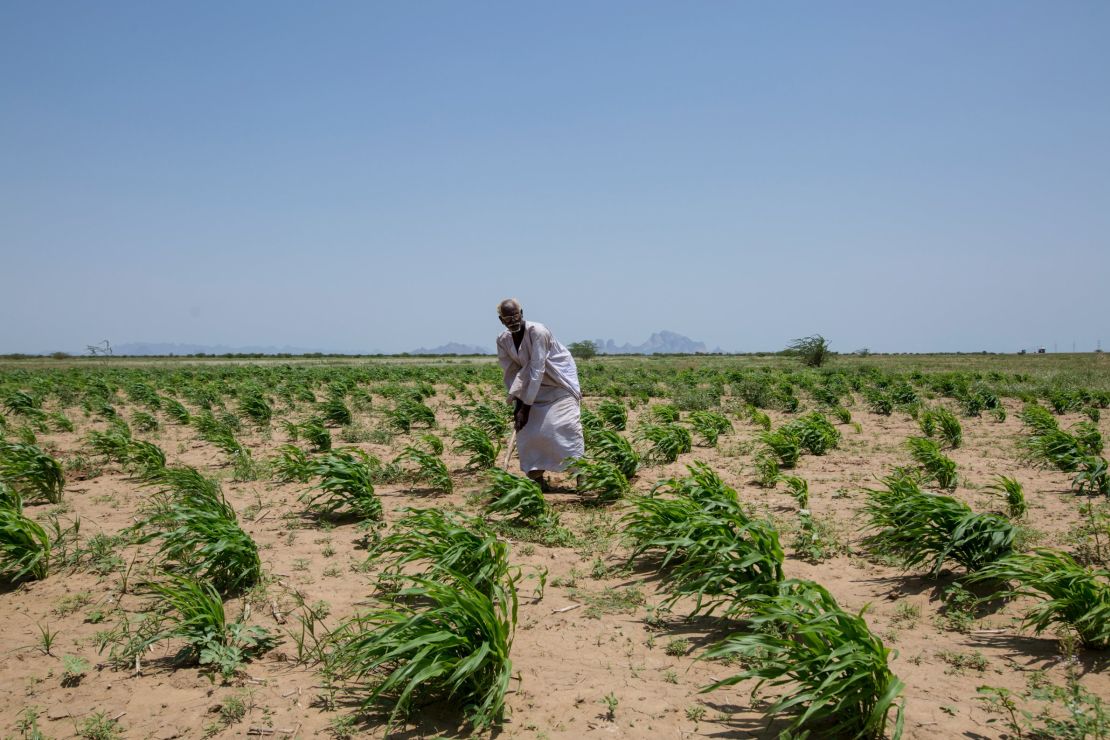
499, 307, 531, 431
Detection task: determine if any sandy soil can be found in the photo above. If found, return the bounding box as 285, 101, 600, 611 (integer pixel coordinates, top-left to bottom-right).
1, 389, 1106, 739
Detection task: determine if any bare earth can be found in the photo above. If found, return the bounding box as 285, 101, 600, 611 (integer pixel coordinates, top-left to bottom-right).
2, 391, 1106, 739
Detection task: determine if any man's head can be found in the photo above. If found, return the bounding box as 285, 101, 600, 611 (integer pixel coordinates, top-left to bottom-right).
497, 298, 524, 333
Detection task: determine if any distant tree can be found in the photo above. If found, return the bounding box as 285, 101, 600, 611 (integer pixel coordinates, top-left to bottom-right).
86, 340, 112, 357
854, 347, 871, 357
785, 335, 831, 367
568, 340, 599, 360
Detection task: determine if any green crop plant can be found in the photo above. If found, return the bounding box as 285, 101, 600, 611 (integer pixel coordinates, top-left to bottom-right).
780, 412, 841, 456
568, 458, 630, 502
862, 476, 1014, 575
301, 450, 382, 520
139, 466, 261, 595
296, 418, 332, 452
986, 475, 1027, 519
142, 576, 276, 679
2, 389, 41, 416
193, 409, 239, 442
579, 407, 603, 435
921, 408, 962, 448
832, 406, 852, 424
745, 406, 772, 431
326, 572, 516, 732
759, 429, 801, 469
452, 425, 499, 470
87, 419, 133, 465
1072, 456, 1109, 496
649, 404, 681, 423
967, 549, 1110, 649
416, 432, 444, 455
865, 388, 894, 416
238, 390, 272, 425
317, 397, 352, 426
780, 475, 810, 509
483, 469, 558, 528
689, 410, 733, 447
453, 401, 511, 439
386, 397, 437, 432
596, 400, 627, 431
1072, 420, 1104, 456
1019, 403, 1059, 435
0, 488, 51, 582
161, 396, 191, 424
131, 411, 159, 433
701, 579, 904, 740
651, 462, 739, 507
906, 436, 958, 490
637, 423, 692, 464
0, 441, 65, 503
754, 453, 780, 488
1019, 413, 1109, 494
368, 508, 512, 601
271, 445, 315, 483
396, 446, 453, 494
624, 465, 783, 616
125, 440, 167, 477
585, 429, 639, 479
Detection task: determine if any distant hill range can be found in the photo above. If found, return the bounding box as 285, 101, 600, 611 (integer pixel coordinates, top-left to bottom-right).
408, 342, 492, 355
408, 331, 711, 356
590, 331, 710, 355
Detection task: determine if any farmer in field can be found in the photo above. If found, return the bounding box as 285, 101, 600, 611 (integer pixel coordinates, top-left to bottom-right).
496, 298, 585, 492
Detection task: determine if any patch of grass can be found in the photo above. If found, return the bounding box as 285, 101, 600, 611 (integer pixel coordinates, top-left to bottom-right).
569, 586, 646, 619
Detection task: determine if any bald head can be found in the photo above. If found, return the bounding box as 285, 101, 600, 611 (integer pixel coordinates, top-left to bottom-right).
497, 298, 524, 332
497, 298, 521, 317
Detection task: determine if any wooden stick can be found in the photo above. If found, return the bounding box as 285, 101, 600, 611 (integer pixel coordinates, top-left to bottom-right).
502, 428, 517, 469
552, 603, 582, 614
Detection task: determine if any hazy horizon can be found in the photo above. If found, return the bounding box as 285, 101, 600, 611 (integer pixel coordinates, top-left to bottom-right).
3, 3, 1108, 354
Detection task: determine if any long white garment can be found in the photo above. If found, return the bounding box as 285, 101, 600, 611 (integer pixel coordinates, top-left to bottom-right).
497, 322, 585, 472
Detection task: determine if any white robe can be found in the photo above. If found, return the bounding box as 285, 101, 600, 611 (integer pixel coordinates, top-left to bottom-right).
497, 322, 585, 473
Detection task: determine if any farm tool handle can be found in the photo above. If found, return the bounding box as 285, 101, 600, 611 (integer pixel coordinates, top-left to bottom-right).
502, 428, 518, 469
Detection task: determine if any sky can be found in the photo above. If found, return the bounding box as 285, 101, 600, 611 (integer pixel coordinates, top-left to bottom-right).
2, 2, 1108, 354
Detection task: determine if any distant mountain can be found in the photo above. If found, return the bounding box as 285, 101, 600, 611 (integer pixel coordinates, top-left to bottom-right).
408, 342, 492, 355
590, 331, 709, 355
112, 342, 369, 356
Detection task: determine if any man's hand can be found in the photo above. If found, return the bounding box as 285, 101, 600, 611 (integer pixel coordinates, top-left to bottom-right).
513, 400, 531, 431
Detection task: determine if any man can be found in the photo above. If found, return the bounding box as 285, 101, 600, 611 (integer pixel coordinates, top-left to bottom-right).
495, 298, 585, 491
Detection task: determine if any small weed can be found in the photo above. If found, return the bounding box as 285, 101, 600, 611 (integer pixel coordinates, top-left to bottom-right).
570, 586, 646, 619
61, 654, 90, 687
662, 669, 678, 684
891, 601, 921, 628
602, 692, 618, 720
76, 711, 123, 740
53, 592, 92, 617
35, 623, 58, 656
938, 649, 988, 674
685, 704, 707, 722
664, 638, 691, 657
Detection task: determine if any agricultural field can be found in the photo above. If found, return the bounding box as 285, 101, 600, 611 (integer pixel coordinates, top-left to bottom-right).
1, 353, 1108, 739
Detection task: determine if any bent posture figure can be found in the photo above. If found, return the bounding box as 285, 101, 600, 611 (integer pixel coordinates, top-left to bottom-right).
495, 298, 585, 491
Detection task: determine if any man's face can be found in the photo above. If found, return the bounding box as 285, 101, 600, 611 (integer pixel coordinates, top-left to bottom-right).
499, 308, 524, 333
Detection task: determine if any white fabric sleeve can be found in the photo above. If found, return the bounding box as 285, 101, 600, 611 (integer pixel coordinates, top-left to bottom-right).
520, 328, 549, 406
497, 341, 523, 404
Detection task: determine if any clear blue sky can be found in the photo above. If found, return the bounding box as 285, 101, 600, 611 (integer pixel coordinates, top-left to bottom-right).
2, 2, 1108, 354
